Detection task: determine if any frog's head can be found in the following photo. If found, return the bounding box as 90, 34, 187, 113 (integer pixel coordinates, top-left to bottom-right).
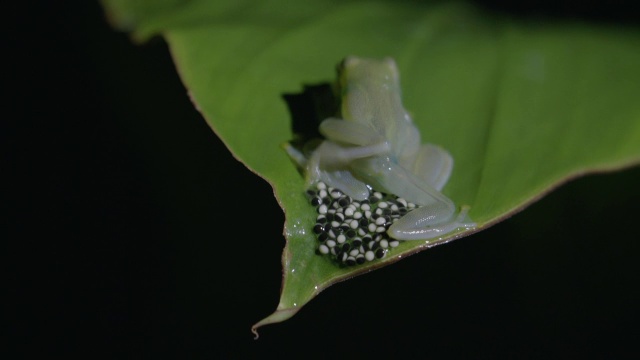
337, 56, 400, 90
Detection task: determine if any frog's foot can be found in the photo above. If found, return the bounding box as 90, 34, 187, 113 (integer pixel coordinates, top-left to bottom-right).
282, 142, 308, 173
388, 204, 476, 241
453, 204, 476, 230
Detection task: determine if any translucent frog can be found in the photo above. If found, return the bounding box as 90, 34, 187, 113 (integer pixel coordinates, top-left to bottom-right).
287, 56, 475, 240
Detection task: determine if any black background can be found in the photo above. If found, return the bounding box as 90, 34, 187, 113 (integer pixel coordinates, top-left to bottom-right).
5, 1, 639, 358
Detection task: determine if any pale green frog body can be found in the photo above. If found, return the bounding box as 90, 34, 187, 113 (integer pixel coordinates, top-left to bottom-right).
290, 56, 475, 240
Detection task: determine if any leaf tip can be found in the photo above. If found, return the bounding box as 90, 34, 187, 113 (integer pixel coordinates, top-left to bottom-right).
251, 306, 301, 339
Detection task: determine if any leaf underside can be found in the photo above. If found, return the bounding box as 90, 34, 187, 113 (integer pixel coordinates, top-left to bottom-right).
101, 0, 640, 337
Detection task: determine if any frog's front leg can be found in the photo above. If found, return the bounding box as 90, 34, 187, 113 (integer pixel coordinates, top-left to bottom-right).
305, 118, 394, 200
305, 141, 371, 200
319, 118, 387, 147
305, 142, 392, 201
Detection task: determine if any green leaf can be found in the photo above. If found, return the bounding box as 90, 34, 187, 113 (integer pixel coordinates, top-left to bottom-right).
101, 0, 640, 337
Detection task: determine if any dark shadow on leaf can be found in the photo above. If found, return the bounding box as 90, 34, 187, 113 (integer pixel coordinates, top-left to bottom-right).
281, 82, 339, 174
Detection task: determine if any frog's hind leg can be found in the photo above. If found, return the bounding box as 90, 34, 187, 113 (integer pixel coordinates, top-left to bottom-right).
406, 144, 453, 192
352, 157, 472, 240
389, 203, 475, 240
352, 157, 456, 214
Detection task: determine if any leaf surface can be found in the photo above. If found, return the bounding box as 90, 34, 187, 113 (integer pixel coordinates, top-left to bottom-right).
101, 0, 640, 336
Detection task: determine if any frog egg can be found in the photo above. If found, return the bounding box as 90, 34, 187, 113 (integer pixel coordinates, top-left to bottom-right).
331, 200, 341, 209
307, 185, 415, 265
318, 244, 330, 254
365, 250, 375, 261
342, 197, 352, 207
368, 241, 379, 251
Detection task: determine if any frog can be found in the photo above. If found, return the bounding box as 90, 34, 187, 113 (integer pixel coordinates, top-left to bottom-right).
286, 56, 475, 240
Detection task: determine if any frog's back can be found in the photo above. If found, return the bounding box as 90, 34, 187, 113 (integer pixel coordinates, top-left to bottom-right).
339, 57, 420, 159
